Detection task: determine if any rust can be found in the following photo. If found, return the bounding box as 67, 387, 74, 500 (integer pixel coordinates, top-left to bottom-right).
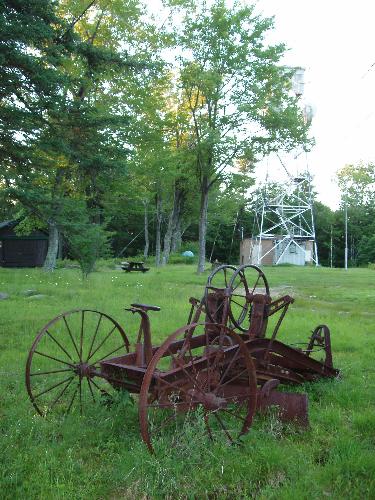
26, 264, 339, 453
257, 379, 309, 426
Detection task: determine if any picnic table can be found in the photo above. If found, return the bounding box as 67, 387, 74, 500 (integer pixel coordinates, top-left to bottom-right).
121, 261, 149, 273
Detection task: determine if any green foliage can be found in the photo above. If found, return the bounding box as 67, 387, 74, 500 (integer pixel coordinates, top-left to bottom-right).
67, 223, 111, 278
335, 162, 375, 268
357, 235, 375, 266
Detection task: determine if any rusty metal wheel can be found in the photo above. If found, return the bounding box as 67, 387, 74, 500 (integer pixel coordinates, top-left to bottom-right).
228, 264, 270, 332
139, 322, 257, 453
26, 309, 130, 416
203, 265, 237, 324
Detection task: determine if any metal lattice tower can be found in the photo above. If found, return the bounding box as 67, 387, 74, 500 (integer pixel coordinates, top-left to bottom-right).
249, 67, 318, 266
253, 161, 318, 266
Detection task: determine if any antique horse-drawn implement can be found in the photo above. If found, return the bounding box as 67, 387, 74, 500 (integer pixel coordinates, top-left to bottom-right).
26, 265, 339, 452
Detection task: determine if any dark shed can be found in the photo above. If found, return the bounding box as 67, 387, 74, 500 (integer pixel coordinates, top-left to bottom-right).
0, 220, 48, 267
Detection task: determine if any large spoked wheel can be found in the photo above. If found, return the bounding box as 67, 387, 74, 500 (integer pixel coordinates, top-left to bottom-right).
203, 265, 237, 324
26, 309, 130, 416
139, 322, 257, 453
228, 264, 270, 332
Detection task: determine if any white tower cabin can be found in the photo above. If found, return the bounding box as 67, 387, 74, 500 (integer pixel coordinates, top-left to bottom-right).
240, 68, 318, 267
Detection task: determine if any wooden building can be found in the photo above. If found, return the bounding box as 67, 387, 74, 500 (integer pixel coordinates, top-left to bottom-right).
0, 220, 48, 267
240, 237, 314, 266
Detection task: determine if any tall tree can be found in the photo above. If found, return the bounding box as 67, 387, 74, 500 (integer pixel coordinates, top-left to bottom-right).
336, 162, 375, 266
175, 1, 311, 272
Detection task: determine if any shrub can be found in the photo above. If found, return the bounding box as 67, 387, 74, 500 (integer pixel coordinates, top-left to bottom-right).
67, 224, 111, 278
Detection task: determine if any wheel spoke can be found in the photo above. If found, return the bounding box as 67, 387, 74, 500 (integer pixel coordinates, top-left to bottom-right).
87, 325, 117, 362
216, 347, 240, 388
79, 378, 82, 415
30, 368, 72, 377
210, 301, 224, 320
157, 376, 197, 399
167, 348, 207, 399
231, 276, 244, 293
67, 384, 79, 413
79, 311, 84, 361
90, 378, 112, 398
49, 377, 75, 411
27, 310, 129, 417
46, 330, 74, 362
204, 410, 214, 440
91, 342, 127, 364
213, 412, 234, 443
87, 378, 96, 403
219, 407, 247, 424
86, 313, 103, 361
33, 375, 74, 399
216, 368, 248, 391
63, 316, 81, 360
205, 329, 211, 391
231, 298, 246, 308
34, 350, 75, 368
251, 274, 261, 294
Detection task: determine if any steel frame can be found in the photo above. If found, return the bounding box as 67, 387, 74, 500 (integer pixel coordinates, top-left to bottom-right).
253, 172, 319, 266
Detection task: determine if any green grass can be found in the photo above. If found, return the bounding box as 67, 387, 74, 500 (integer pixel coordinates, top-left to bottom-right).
1, 264, 375, 499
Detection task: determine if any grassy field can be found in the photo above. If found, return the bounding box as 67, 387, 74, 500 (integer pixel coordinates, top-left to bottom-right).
1, 263, 375, 499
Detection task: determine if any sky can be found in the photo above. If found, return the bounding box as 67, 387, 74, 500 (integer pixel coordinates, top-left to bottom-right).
253, 0, 375, 208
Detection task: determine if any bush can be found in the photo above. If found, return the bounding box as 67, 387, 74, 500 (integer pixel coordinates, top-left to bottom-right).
67, 224, 111, 278
167, 252, 198, 265
180, 241, 199, 255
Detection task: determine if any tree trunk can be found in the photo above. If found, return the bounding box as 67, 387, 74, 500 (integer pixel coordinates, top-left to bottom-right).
197, 180, 209, 273
143, 200, 149, 260
162, 210, 174, 265
43, 220, 59, 271
162, 185, 184, 265
155, 193, 162, 267
171, 219, 182, 253
58, 232, 64, 259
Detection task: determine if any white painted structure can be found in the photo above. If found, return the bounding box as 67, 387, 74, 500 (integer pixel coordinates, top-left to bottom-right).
244, 67, 318, 267
247, 171, 318, 266
240, 236, 315, 266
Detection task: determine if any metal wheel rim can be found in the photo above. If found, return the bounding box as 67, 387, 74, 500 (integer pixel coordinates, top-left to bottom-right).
228, 264, 270, 332
139, 322, 257, 453
26, 309, 130, 416
203, 265, 237, 324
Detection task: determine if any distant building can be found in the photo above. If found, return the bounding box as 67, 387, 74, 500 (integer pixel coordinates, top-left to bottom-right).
240, 237, 315, 266
0, 220, 48, 267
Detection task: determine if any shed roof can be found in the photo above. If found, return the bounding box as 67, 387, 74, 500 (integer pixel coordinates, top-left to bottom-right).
0, 220, 17, 230
0, 219, 48, 239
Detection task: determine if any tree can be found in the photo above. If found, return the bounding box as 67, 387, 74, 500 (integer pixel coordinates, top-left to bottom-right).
336, 162, 375, 266
1, 0, 159, 270
174, 1, 311, 272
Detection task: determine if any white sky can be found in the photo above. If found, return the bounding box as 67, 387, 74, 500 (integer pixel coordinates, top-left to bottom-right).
254, 0, 375, 208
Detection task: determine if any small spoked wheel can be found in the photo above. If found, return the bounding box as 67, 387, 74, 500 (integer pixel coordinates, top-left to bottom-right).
228, 264, 270, 332
139, 322, 257, 453
26, 309, 130, 416
203, 265, 237, 324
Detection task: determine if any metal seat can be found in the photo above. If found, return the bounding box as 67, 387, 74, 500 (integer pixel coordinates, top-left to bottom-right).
130, 303, 161, 312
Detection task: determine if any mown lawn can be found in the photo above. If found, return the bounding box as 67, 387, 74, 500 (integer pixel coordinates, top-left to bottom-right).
1, 263, 375, 499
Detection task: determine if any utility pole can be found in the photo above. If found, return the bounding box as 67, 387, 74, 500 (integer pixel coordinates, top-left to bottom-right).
344, 203, 348, 270
330, 225, 333, 268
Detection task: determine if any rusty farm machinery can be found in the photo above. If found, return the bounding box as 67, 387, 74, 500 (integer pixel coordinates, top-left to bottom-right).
26, 264, 339, 453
